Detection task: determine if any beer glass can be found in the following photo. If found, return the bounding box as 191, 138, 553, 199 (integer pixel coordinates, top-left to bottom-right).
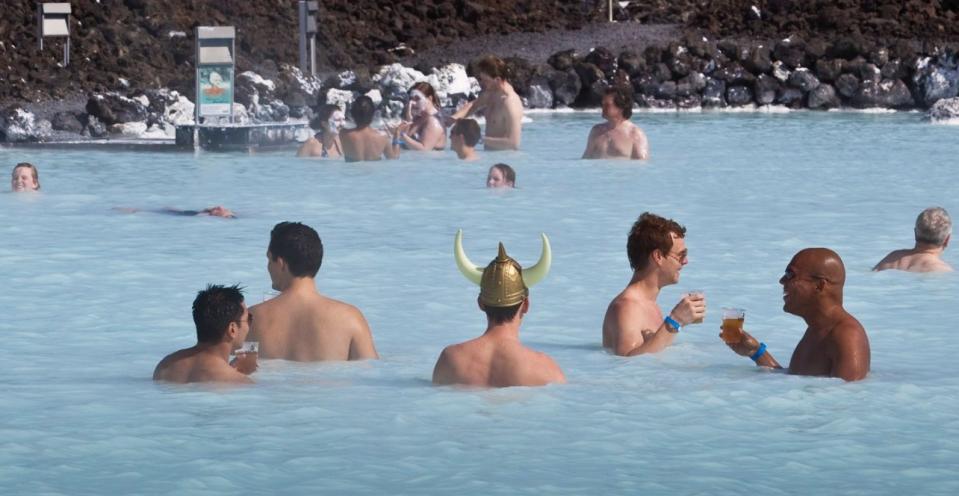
721, 308, 745, 344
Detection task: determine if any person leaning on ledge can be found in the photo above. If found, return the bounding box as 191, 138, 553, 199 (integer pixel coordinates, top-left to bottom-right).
153, 284, 256, 384
873, 207, 953, 273
724, 248, 871, 382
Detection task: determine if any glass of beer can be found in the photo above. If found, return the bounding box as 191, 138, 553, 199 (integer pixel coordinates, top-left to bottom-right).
236, 341, 259, 356
687, 290, 705, 324
721, 308, 745, 344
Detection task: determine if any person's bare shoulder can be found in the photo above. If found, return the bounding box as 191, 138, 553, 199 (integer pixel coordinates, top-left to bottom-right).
153, 348, 192, 381
873, 249, 909, 271
432, 343, 465, 384
829, 314, 870, 381
532, 350, 566, 384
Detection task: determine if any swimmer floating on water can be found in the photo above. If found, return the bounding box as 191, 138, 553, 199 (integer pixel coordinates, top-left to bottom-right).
114, 206, 236, 218
486, 163, 515, 189
11, 162, 40, 192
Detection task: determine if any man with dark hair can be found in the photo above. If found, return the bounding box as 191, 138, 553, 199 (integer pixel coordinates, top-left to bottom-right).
433, 230, 564, 387
450, 55, 524, 150
153, 284, 256, 384
602, 212, 705, 356
450, 118, 481, 161
340, 95, 401, 162
873, 207, 953, 272
725, 248, 870, 382
582, 86, 649, 160
250, 222, 378, 361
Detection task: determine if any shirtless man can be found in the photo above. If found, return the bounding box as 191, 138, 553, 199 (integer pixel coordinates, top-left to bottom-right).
250, 222, 378, 361
602, 213, 705, 356
725, 248, 871, 382
873, 207, 953, 273
433, 231, 564, 387
582, 87, 649, 160
339, 96, 400, 162
153, 284, 256, 384
451, 55, 523, 151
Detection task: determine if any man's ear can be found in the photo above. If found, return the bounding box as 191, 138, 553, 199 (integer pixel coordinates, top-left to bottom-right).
477, 297, 485, 312
944, 234, 951, 248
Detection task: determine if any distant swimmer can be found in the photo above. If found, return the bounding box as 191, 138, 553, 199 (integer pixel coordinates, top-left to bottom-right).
450, 118, 481, 161
723, 248, 871, 382
340, 96, 400, 162
153, 284, 257, 384
486, 163, 515, 189
451, 55, 523, 150
297, 104, 344, 159
114, 206, 236, 218
602, 212, 705, 356
250, 222, 378, 361
11, 162, 40, 192
395, 82, 447, 151
433, 230, 564, 387
873, 207, 953, 273
582, 87, 649, 160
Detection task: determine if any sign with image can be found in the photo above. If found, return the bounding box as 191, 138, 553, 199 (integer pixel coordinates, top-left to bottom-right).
198, 65, 233, 116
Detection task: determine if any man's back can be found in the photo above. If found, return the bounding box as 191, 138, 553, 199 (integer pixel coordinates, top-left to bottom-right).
153, 348, 251, 384
873, 249, 953, 272
251, 290, 377, 361
340, 127, 391, 162
433, 335, 564, 388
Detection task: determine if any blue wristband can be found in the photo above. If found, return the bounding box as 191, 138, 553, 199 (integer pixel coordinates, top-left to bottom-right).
750, 342, 767, 361
664, 316, 681, 333
392, 139, 404, 146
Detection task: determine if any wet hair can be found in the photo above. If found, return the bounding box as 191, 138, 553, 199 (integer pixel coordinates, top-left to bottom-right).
309, 104, 340, 131
450, 119, 481, 147
192, 284, 245, 344
491, 163, 516, 186
350, 96, 376, 128
604, 86, 634, 119
409, 82, 441, 109
626, 212, 687, 271
915, 207, 952, 246
269, 221, 324, 278
482, 301, 523, 324
12, 162, 40, 190
475, 55, 509, 80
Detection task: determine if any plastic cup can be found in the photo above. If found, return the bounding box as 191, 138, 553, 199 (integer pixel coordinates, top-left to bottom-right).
687, 290, 705, 324
721, 308, 745, 344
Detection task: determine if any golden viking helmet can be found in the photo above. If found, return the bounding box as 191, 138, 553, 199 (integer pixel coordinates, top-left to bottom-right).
454, 229, 551, 307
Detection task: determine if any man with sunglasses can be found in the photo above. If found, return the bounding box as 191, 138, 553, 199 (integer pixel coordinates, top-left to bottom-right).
603, 212, 706, 356
723, 248, 871, 381
153, 284, 256, 384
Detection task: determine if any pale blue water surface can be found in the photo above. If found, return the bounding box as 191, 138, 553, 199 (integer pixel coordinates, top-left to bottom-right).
2, 111, 958, 495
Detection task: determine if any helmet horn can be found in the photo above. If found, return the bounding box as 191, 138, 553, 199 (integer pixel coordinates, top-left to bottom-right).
523, 233, 551, 287
454, 229, 484, 285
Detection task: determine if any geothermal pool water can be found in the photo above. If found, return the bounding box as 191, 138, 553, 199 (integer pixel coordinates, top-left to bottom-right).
2, 111, 958, 494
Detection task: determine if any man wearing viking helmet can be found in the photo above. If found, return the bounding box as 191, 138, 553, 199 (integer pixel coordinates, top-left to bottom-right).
603, 212, 706, 356
432, 230, 565, 387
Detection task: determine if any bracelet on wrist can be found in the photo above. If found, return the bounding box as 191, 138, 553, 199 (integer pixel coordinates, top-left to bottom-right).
663, 315, 681, 333
750, 342, 767, 362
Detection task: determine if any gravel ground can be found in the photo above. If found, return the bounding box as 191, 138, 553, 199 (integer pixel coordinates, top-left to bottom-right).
409, 21, 680, 67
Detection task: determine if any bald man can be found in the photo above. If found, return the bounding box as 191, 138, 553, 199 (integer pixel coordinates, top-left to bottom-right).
724, 248, 871, 382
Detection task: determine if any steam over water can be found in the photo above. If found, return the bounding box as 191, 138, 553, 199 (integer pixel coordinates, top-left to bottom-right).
2, 111, 957, 494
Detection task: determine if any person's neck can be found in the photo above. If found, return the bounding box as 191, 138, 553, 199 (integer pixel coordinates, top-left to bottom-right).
195, 341, 233, 362
912, 242, 945, 256
280, 276, 318, 294
457, 147, 477, 160
605, 116, 628, 129
626, 269, 664, 300
483, 319, 522, 340
800, 301, 846, 336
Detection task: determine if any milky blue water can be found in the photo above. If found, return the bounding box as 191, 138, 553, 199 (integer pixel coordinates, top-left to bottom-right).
2, 110, 958, 495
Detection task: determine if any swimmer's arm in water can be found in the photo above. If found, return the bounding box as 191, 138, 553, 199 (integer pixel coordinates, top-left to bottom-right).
348, 311, 379, 360
724, 328, 783, 369
631, 128, 650, 160
582, 125, 602, 159
827, 321, 870, 381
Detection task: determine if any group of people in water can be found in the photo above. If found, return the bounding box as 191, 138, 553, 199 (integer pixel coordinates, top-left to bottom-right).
9, 53, 952, 388
148, 203, 951, 387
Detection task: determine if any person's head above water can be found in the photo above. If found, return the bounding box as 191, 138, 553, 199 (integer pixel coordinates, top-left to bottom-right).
11, 163, 40, 192
487, 163, 515, 189
350, 96, 376, 129
408, 82, 440, 115
267, 221, 324, 290
192, 284, 249, 345
474, 55, 509, 89
602, 86, 633, 121
310, 104, 344, 133
914, 207, 952, 247
626, 212, 687, 275
780, 248, 847, 315
451, 119, 481, 148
